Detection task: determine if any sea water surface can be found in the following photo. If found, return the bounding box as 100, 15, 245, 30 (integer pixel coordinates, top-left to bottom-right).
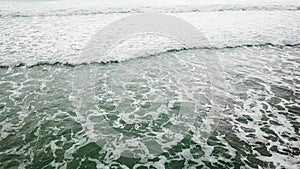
0, 0, 300, 168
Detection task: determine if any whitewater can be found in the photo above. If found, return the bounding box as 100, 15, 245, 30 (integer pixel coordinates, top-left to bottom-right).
0, 0, 299, 168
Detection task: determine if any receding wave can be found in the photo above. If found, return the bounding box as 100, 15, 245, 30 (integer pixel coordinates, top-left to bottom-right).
1, 42, 299, 69
1, 5, 300, 18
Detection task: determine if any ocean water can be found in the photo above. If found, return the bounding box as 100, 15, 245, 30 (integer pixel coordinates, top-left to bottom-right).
0, 0, 300, 168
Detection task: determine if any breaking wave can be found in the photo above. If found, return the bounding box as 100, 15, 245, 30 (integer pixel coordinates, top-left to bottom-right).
1, 42, 299, 69
1, 5, 300, 18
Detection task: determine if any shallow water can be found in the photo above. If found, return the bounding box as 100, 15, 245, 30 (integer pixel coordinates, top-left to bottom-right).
0, 0, 300, 168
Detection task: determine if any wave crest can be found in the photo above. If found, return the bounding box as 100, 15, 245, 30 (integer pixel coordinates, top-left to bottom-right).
1, 42, 299, 69
1, 5, 300, 18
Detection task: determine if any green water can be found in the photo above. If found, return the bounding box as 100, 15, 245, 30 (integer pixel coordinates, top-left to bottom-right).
0, 47, 300, 168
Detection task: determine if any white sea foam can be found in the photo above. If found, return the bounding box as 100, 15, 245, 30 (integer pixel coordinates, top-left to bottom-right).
0, 11, 300, 67
0, 1, 299, 168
